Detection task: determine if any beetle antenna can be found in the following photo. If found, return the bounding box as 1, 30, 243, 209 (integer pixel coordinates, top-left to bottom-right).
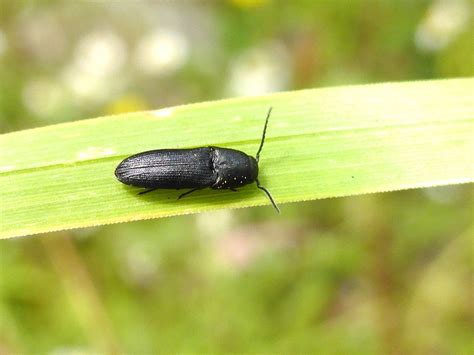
256, 179, 280, 213
255, 107, 272, 163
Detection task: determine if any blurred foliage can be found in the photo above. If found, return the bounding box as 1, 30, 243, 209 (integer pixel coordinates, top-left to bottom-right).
0, 0, 472, 354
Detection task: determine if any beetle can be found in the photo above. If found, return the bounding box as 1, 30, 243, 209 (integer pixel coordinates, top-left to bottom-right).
115, 107, 279, 212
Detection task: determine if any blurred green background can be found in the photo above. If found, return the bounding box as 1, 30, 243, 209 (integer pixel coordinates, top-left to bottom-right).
0, 0, 473, 354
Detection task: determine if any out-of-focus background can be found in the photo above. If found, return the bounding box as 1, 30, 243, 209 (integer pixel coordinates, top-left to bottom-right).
0, 1, 472, 354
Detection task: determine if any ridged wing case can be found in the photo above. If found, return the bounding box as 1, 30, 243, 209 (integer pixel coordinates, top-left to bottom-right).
115, 147, 215, 189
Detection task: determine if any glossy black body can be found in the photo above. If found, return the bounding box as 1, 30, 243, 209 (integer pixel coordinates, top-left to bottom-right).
115, 147, 258, 190
114, 107, 279, 212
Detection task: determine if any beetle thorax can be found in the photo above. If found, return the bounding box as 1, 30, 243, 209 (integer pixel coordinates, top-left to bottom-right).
210, 147, 258, 189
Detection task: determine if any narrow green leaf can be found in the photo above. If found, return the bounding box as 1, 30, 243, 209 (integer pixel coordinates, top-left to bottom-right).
1, 78, 473, 238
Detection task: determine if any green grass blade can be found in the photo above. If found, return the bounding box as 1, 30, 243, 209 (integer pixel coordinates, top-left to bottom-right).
1, 78, 473, 239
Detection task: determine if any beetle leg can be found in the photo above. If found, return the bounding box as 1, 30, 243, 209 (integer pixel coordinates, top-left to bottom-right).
138, 188, 159, 195
177, 188, 202, 200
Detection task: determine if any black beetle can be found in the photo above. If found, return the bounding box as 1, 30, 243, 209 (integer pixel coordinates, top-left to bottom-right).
115, 107, 279, 212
